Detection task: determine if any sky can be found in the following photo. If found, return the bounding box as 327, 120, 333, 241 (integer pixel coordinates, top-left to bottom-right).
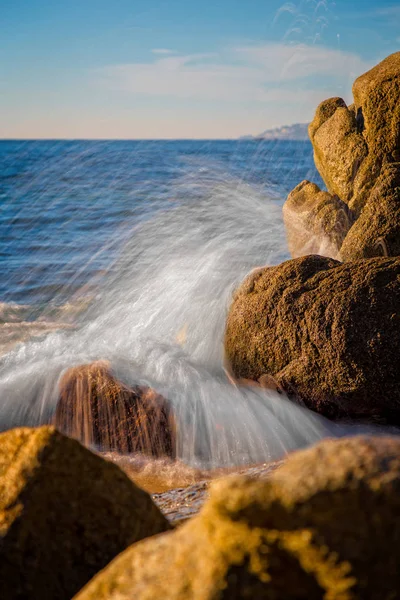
0, 0, 399, 139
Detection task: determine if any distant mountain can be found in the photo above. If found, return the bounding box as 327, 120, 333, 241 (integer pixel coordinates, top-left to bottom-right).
243, 123, 309, 141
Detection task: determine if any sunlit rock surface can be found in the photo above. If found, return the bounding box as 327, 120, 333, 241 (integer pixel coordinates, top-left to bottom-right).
54, 361, 176, 457
75, 436, 400, 599
283, 180, 352, 258
0, 426, 170, 600
284, 51, 400, 260
340, 163, 400, 260
225, 255, 400, 423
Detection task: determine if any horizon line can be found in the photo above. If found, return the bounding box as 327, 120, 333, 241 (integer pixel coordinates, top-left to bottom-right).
0, 137, 310, 142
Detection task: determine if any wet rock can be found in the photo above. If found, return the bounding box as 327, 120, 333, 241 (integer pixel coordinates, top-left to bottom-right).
283, 180, 353, 258
153, 481, 210, 525
283, 51, 400, 260
74, 436, 400, 599
151, 461, 283, 525
224, 255, 400, 423
0, 426, 170, 600
54, 361, 176, 457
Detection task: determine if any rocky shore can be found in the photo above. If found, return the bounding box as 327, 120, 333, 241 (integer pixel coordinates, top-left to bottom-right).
226, 51, 400, 426
76, 435, 400, 600
1, 52, 400, 598
283, 52, 400, 261
2, 427, 400, 599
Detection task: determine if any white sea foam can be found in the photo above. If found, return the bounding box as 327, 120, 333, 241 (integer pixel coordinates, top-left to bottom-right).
0, 167, 388, 467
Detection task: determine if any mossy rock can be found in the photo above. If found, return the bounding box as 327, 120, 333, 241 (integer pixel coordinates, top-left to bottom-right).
54, 361, 176, 457
0, 426, 170, 600
224, 255, 400, 423
75, 436, 400, 599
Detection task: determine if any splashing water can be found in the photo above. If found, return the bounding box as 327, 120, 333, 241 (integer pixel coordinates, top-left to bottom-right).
0, 146, 386, 470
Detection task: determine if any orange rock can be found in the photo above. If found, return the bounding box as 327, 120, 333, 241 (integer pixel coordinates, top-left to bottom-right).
54, 361, 175, 457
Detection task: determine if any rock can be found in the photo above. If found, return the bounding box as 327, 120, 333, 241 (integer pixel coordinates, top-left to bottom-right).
74, 436, 400, 599
0, 426, 170, 600
283, 52, 400, 260
310, 52, 400, 215
54, 361, 176, 457
340, 163, 400, 260
309, 97, 368, 206
283, 180, 353, 258
351, 51, 400, 211
151, 461, 283, 525
224, 255, 400, 423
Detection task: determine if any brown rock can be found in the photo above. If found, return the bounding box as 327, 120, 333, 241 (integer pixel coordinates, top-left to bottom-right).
283, 180, 353, 258
54, 361, 175, 457
283, 52, 400, 260
340, 163, 400, 260
309, 52, 400, 215
75, 436, 400, 599
351, 51, 400, 212
0, 426, 170, 600
224, 255, 400, 423
309, 98, 368, 205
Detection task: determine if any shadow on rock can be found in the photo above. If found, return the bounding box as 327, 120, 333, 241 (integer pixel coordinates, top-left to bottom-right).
225, 255, 400, 424
75, 436, 400, 599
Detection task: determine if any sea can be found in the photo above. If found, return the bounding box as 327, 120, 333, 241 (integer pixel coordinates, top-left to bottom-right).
0, 139, 381, 473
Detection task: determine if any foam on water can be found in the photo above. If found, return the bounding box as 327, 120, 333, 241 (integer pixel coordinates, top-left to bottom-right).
0, 162, 387, 469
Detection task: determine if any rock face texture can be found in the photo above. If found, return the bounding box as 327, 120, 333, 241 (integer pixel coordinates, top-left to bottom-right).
283, 52, 400, 260
340, 163, 400, 260
75, 436, 400, 600
283, 180, 353, 258
54, 361, 176, 457
0, 426, 170, 600
224, 255, 400, 423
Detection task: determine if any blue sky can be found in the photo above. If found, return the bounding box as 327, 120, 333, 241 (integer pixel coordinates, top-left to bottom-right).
1, 0, 399, 138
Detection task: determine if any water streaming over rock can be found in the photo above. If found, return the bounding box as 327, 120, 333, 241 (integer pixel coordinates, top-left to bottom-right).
0, 141, 386, 472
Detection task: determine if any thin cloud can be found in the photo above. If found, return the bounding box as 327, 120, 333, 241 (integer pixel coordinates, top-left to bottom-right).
235, 44, 370, 81
151, 48, 176, 55
351, 5, 400, 20
374, 5, 400, 17
95, 43, 371, 104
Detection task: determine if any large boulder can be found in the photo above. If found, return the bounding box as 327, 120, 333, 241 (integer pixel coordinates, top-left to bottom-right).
284, 52, 400, 260
54, 361, 176, 457
224, 255, 400, 423
75, 436, 400, 599
0, 426, 170, 600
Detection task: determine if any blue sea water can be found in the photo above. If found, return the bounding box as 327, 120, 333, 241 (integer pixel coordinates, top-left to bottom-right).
3, 138, 365, 468
0, 139, 319, 305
